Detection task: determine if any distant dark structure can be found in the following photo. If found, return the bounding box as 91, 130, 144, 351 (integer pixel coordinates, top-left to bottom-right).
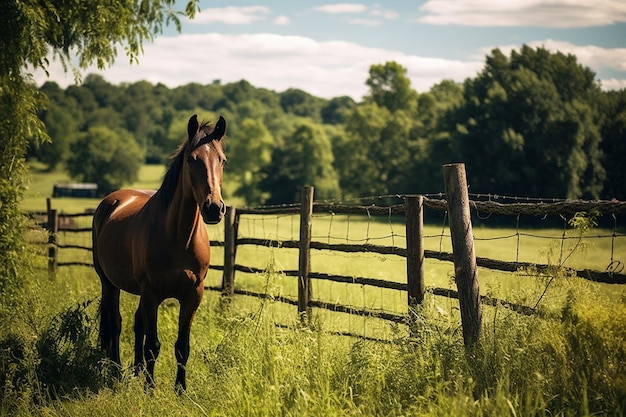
52, 183, 99, 198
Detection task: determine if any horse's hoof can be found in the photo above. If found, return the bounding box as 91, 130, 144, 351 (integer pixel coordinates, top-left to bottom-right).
175, 382, 186, 395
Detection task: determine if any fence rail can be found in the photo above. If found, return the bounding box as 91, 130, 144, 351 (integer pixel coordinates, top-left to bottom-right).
37, 165, 626, 345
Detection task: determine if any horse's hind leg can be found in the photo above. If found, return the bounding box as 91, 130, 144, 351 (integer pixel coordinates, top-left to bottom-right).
133, 304, 145, 374
138, 293, 161, 388
99, 277, 122, 366
174, 289, 202, 393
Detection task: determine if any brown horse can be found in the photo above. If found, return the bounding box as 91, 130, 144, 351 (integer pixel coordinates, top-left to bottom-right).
92, 115, 227, 392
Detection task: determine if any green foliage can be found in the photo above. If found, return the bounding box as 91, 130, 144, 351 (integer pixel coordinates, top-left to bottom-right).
0, 75, 49, 295
26, 47, 626, 204
34, 300, 108, 397
280, 88, 327, 121
0, 296, 108, 412
599, 89, 626, 200
1, 0, 199, 78
366, 61, 418, 113
66, 126, 144, 192
450, 46, 605, 199
568, 210, 599, 235
228, 118, 275, 204
321, 96, 356, 125
558, 292, 626, 412
261, 120, 340, 204
2, 277, 624, 416
338, 101, 421, 197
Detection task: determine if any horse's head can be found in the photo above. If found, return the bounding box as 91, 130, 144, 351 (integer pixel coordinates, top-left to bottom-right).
185, 115, 227, 224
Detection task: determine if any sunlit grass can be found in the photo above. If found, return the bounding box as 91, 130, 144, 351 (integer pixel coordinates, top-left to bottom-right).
9, 163, 626, 415
23, 162, 244, 213
4, 262, 626, 416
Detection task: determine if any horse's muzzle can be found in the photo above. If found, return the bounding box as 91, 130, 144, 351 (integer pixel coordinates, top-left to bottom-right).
201, 200, 225, 224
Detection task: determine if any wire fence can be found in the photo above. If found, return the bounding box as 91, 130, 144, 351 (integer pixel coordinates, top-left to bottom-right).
33, 190, 626, 340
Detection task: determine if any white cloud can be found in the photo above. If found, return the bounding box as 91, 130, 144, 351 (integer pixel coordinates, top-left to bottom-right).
601, 78, 626, 90
477, 39, 626, 73
32, 32, 626, 98
191, 6, 270, 25
348, 18, 382, 26
31, 32, 485, 99
419, 0, 626, 28
315, 4, 368, 14
274, 15, 290, 25
370, 7, 399, 20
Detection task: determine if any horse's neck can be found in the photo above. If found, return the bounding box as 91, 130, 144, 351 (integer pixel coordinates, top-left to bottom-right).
152, 184, 200, 248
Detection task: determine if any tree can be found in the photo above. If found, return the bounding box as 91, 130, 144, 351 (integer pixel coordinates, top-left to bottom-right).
67, 126, 144, 193
450, 46, 604, 199
83, 74, 121, 108
406, 80, 465, 194
261, 121, 340, 204
366, 61, 418, 113
32, 99, 80, 170
337, 62, 419, 197
279, 88, 327, 121
599, 89, 626, 199
228, 118, 275, 204
344, 103, 417, 196
321, 96, 356, 125
0, 0, 199, 292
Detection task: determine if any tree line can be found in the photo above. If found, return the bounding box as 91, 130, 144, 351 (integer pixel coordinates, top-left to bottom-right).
30, 46, 626, 205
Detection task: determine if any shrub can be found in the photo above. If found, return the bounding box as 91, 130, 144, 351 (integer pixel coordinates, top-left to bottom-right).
0, 299, 109, 411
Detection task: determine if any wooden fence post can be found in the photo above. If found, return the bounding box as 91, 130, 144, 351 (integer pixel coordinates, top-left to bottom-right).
443, 163, 482, 346
47, 208, 58, 276
406, 195, 425, 307
298, 186, 314, 322
222, 205, 237, 297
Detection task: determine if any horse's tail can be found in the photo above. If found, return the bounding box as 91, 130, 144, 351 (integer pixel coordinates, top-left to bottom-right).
91, 198, 114, 264
92, 199, 119, 358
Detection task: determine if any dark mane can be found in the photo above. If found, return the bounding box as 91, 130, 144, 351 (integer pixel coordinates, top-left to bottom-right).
158, 120, 216, 207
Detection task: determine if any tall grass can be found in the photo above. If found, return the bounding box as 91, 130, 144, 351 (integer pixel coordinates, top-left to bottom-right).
11, 164, 626, 415
1, 257, 625, 416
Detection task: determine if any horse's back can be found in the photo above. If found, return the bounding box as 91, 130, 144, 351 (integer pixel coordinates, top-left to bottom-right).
95, 188, 154, 220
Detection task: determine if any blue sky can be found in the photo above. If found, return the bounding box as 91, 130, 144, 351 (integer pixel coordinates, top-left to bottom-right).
36, 0, 626, 99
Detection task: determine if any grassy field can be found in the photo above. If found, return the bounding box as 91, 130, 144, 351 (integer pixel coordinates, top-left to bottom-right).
23, 162, 167, 213
5, 162, 625, 415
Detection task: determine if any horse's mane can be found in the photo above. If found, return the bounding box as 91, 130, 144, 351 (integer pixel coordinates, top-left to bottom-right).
158, 120, 217, 207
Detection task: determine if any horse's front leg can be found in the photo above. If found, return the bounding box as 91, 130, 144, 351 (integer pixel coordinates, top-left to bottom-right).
174, 287, 203, 393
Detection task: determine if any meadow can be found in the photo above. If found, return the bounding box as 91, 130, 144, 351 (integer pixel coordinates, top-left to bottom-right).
2, 163, 625, 415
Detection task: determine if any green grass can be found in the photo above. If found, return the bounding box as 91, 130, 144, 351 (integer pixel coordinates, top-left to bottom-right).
23, 162, 245, 213
23, 162, 167, 213
8, 164, 626, 415
2, 260, 625, 416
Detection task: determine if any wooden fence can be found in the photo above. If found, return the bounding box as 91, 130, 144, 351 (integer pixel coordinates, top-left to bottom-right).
39, 164, 626, 345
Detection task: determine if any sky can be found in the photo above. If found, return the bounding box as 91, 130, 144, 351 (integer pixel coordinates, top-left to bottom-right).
33, 0, 626, 100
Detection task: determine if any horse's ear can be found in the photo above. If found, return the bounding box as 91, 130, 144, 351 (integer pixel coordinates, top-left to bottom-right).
187, 114, 199, 141
213, 116, 226, 140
